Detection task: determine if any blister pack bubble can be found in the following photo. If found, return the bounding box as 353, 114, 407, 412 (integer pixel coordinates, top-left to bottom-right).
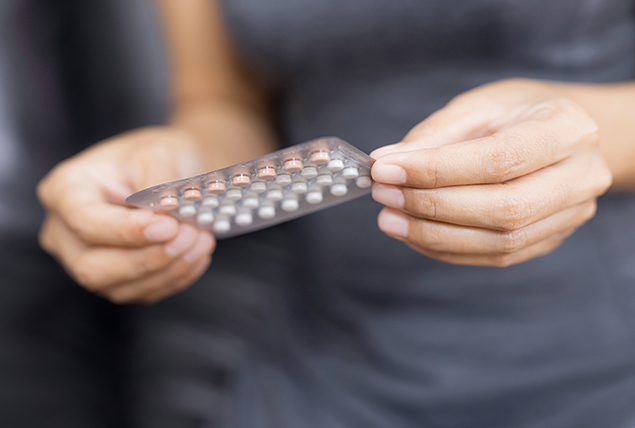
126, 137, 376, 239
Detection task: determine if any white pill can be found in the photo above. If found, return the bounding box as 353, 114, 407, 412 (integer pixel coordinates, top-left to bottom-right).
316, 174, 333, 186
282, 198, 299, 212
267, 189, 283, 201
330, 183, 348, 197
202, 195, 219, 208
356, 176, 373, 188
342, 166, 359, 179
250, 181, 267, 193
243, 196, 260, 209
197, 210, 214, 225
327, 159, 344, 171
291, 181, 308, 194
219, 202, 237, 216
179, 203, 197, 217
275, 173, 292, 186
235, 211, 253, 226
214, 218, 231, 234
306, 191, 323, 204
258, 205, 276, 219
301, 166, 318, 179
226, 188, 243, 200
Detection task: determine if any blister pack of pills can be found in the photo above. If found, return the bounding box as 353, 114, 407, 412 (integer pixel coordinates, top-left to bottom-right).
126, 137, 375, 239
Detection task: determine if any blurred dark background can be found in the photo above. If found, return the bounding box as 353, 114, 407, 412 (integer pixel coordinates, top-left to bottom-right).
0, 0, 165, 426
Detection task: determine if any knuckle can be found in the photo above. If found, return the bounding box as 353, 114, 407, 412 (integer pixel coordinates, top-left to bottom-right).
410, 190, 439, 219
581, 201, 598, 222
484, 137, 527, 183
105, 292, 135, 305
491, 253, 516, 268
411, 223, 444, 252
70, 258, 107, 291
499, 228, 529, 254
423, 150, 445, 187
496, 191, 533, 231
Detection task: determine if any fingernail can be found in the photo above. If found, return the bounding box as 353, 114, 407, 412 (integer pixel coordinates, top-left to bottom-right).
182, 233, 213, 263
144, 218, 178, 243
372, 184, 404, 208
378, 210, 408, 238
372, 164, 407, 185
165, 225, 198, 257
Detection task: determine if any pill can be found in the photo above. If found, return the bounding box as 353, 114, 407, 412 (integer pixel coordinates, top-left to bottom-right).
160, 196, 178, 210
284, 158, 303, 173
276, 173, 292, 186
232, 174, 251, 187
179, 203, 197, 217
327, 159, 344, 171
341, 167, 359, 179
356, 176, 372, 188
214, 218, 231, 234
306, 190, 323, 204
258, 204, 276, 219
267, 188, 284, 201
226, 188, 243, 200
310, 150, 330, 165
219, 201, 237, 216
197, 209, 214, 225
316, 174, 333, 186
301, 166, 318, 179
330, 183, 348, 197
257, 166, 276, 180
243, 195, 260, 209
183, 188, 202, 201
208, 181, 226, 194
202, 195, 220, 208
282, 198, 299, 212
292, 181, 308, 194
250, 181, 267, 193
235, 211, 253, 226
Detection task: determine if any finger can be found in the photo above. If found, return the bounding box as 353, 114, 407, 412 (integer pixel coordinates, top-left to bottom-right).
371, 102, 598, 188
101, 252, 212, 305
403, 228, 576, 268
376, 200, 595, 255
372, 148, 611, 231
137, 255, 212, 305
41, 216, 207, 290
370, 96, 501, 159
38, 163, 180, 248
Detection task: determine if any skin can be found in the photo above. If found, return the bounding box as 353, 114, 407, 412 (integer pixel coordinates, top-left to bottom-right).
37, 1, 634, 303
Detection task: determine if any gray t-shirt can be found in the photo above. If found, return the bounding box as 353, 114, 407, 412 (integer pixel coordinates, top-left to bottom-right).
130, 1, 635, 427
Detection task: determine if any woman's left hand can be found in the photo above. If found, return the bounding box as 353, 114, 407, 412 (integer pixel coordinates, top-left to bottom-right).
370, 79, 613, 267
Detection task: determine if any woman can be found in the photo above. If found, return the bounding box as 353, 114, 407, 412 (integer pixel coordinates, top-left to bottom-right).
38, 0, 635, 426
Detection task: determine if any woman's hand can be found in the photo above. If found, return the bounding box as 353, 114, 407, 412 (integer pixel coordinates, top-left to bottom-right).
37, 127, 216, 304
370, 79, 613, 267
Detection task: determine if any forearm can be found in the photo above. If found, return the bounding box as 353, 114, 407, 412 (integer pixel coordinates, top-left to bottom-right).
171, 101, 278, 173
550, 81, 635, 191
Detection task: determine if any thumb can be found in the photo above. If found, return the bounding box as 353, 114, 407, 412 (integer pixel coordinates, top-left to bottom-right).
370, 95, 502, 159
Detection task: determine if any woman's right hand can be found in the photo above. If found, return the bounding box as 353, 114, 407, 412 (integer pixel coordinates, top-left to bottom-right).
37, 127, 216, 304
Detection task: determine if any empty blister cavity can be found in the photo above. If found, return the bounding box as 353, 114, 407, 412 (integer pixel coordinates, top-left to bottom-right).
126, 137, 376, 239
